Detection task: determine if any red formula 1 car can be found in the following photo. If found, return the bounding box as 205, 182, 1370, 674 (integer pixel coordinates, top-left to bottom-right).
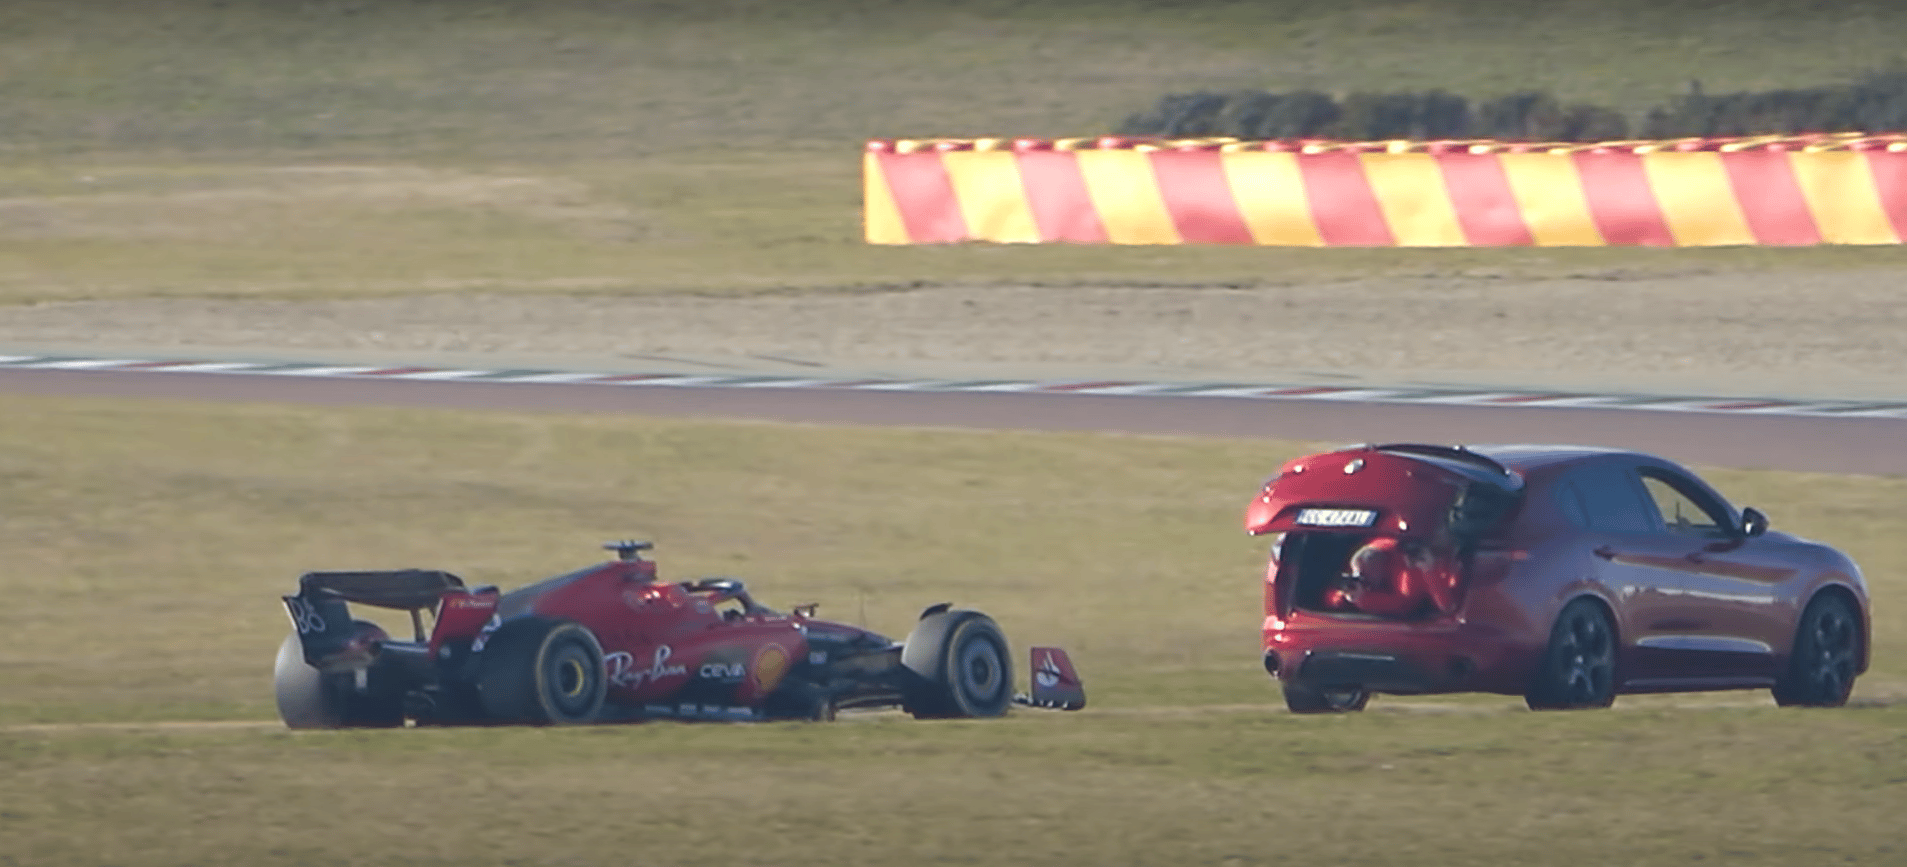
1247, 443, 1869, 713
273, 541, 1084, 728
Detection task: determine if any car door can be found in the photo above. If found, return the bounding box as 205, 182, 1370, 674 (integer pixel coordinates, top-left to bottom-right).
1555, 464, 1705, 683
1634, 468, 1787, 681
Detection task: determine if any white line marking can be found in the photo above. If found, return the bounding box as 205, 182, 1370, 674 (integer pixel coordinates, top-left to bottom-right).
19, 358, 148, 369
4, 354, 1902, 422
166, 362, 272, 373
382, 369, 497, 380
486, 371, 616, 383
724, 378, 838, 389
250, 365, 383, 377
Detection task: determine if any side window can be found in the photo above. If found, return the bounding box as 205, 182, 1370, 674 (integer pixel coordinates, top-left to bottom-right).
1553, 481, 1590, 528
1638, 472, 1734, 540
1568, 468, 1656, 533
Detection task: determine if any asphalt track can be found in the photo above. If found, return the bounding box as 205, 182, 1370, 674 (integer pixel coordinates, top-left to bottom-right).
2, 367, 1902, 475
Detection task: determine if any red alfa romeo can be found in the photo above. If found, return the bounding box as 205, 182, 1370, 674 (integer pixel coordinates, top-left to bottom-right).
1247, 443, 1869, 712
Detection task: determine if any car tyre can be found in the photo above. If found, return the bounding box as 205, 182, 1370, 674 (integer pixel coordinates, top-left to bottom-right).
764, 680, 838, 722
1525, 599, 1617, 711
1282, 681, 1371, 713
901, 610, 1013, 719
477, 617, 607, 725
1772, 593, 1860, 708
272, 626, 405, 729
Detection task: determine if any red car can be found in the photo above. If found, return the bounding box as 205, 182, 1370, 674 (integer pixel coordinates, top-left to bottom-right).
274, 541, 1084, 727
1247, 444, 1869, 713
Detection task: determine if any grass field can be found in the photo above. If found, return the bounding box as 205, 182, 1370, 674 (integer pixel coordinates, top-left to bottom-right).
5, 2, 1906, 864
1, 394, 1903, 865
4, 0, 1907, 304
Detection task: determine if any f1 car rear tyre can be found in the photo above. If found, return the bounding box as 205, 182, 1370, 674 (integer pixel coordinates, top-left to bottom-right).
1282, 681, 1371, 714
901, 610, 1012, 719
477, 617, 607, 725
1772, 592, 1860, 708
1525, 599, 1617, 711
272, 627, 405, 729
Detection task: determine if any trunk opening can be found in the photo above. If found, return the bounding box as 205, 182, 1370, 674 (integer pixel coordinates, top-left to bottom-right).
1277, 531, 1464, 622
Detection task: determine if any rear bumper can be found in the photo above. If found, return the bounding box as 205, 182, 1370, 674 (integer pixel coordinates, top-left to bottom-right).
1263, 615, 1535, 695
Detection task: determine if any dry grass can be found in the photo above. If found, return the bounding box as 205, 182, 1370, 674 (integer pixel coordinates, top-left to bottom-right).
4, 707, 1905, 867
8, 1, 1902, 157
4, 2, 1906, 861
3, 1, 1907, 304
2, 394, 1903, 864
0, 393, 1275, 722
3, 393, 1902, 724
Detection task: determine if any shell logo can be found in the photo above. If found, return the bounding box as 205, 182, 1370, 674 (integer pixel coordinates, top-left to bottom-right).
752, 643, 790, 694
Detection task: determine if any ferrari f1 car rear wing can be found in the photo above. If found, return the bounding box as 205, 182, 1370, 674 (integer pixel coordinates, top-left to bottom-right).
282, 569, 474, 671
297, 570, 467, 610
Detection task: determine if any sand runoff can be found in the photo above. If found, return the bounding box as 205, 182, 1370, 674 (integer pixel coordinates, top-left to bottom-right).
1, 269, 1903, 400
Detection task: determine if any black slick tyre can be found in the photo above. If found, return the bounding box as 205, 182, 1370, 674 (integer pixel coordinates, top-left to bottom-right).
1525, 598, 1618, 711
477, 617, 607, 725
901, 610, 1012, 719
1282, 681, 1371, 714
1772, 593, 1860, 708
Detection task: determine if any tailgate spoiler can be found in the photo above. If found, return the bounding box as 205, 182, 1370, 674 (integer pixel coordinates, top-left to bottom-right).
1246, 443, 1522, 538
298, 570, 466, 611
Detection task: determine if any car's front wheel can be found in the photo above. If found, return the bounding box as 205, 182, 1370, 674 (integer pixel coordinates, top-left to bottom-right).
1772, 593, 1860, 708
1282, 681, 1371, 714
1525, 599, 1617, 711
901, 610, 1013, 719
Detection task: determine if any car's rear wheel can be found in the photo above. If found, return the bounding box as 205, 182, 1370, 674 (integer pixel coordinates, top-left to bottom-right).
1282, 681, 1371, 714
901, 610, 1013, 719
1772, 593, 1860, 708
477, 617, 607, 725
1525, 599, 1617, 711
272, 627, 404, 729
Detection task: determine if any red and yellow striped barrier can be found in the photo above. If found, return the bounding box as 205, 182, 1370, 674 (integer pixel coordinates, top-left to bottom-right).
865, 134, 1907, 246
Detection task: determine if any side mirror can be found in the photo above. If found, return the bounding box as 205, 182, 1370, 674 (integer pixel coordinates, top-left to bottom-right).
1740, 507, 1769, 538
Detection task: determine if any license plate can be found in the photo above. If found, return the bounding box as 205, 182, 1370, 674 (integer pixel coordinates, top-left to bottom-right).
1295, 507, 1378, 527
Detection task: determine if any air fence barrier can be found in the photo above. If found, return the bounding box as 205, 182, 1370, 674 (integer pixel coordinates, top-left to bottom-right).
864, 134, 1907, 247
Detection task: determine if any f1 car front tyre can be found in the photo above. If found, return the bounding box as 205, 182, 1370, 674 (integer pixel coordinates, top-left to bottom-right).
1772, 592, 1861, 708
900, 610, 1012, 719
272, 628, 404, 729
1525, 598, 1618, 711
477, 617, 607, 725
1282, 681, 1371, 714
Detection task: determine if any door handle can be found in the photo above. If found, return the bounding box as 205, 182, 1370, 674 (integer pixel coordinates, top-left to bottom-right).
1685, 551, 1706, 564
1593, 546, 1617, 560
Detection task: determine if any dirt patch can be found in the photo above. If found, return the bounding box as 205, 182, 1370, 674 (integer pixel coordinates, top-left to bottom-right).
2, 269, 1903, 398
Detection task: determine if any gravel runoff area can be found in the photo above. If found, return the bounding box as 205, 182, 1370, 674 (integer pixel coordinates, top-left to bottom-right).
1, 268, 1903, 400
